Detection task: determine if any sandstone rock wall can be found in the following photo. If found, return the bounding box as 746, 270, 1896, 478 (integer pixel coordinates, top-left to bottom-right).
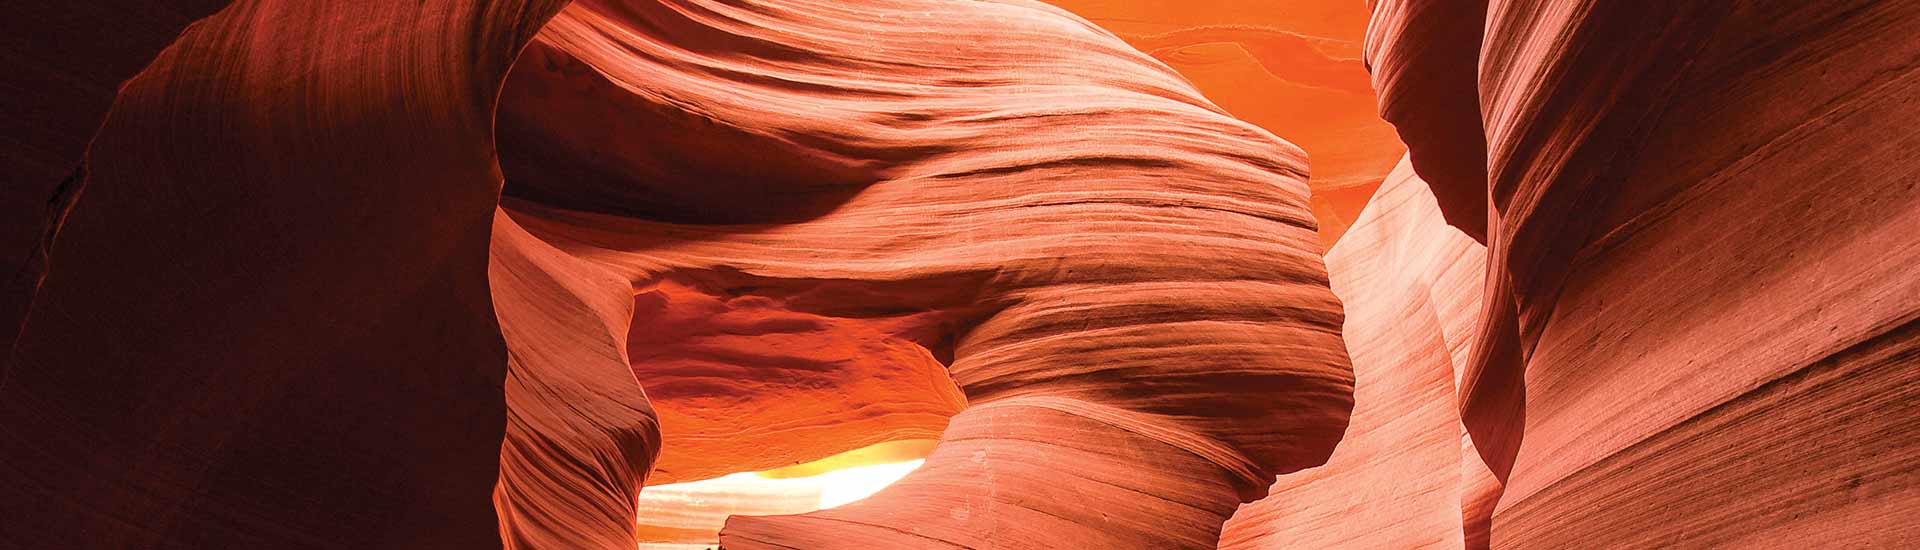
4, 1, 1916, 548
1, 2, 572, 547
1220, 157, 1493, 549
1342, 1, 1920, 547
499, 2, 1356, 547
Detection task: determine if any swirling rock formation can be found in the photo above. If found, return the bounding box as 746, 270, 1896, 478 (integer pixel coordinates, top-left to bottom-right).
1357, 0, 1920, 547
499, 2, 1354, 547
492, 211, 662, 548
1220, 157, 1495, 549
1043, 0, 1406, 246
3, 0, 1352, 548
8, 0, 1916, 548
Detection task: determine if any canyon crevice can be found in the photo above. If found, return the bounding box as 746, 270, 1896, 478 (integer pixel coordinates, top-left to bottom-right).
2, 1, 1915, 549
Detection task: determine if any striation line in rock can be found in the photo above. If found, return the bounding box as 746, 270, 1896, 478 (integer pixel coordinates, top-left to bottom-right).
1353, 0, 1920, 546
1043, 0, 1407, 247
492, 209, 663, 549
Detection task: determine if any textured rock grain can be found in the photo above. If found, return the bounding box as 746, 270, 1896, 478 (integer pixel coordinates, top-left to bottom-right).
1220, 157, 1493, 549
1045, 0, 1405, 245
1476, 2, 1920, 546
492, 210, 662, 549
1356, 1, 1920, 546
493, 1, 1357, 547
1358, 0, 1489, 242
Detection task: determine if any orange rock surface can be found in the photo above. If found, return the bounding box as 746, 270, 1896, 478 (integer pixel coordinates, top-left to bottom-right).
1355, 0, 1920, 547
3, 1, 1918, 549
6, 0, 1356, 548
1042, 0, 1405, 246
1221, 157, 1494, 549
499, 2, 1355, 546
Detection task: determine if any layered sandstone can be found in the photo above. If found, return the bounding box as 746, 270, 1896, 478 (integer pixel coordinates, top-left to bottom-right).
1359, 0, 1920, 547
2, 1, 1354, 548
499, 2, 1355, 547
1045, 0, 1405, 245
492, 211, 662, 548
1358, 0, 1488, 242
4, 1, 1916, 549
1220, 157, 1494, 549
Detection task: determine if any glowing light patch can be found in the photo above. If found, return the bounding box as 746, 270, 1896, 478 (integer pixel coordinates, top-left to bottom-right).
634, 443, 931, 548
812, 459, 923, 509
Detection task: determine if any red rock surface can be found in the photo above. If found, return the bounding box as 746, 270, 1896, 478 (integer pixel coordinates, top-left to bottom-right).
1481, 2, 1920, 546
1220, 157, 1494, 549
496, 2, 1355, 547
6, 0, 1355, 548
618, 275, 966, 485
1358, 0, 1488, 242
492, 210, 662, 548
1352, 0, 1920, 547
1, 2, 573, 547
0, 0, 231, 357
4, 1, 1919, 549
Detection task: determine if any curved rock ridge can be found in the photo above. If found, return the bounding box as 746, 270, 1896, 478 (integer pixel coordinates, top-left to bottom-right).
1361, 0, 1920, 546
1044, 0, 1406, 246
1, 1, 577, 547
491, 0, 1355, 547
2, 1, 1357, 548
8, 1, 1917, 548
492, 210, 662, 549
1220, 157, 1496, 549
1359, 0, 1488, 242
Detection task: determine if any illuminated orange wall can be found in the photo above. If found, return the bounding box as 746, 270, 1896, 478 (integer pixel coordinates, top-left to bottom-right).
1044, 0, 1404, 246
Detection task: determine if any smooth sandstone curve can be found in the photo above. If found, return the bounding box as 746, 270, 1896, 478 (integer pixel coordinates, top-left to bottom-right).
490, 1, 1358, 547
1220, 157, 1494, 549
1360, 0, 1920, 546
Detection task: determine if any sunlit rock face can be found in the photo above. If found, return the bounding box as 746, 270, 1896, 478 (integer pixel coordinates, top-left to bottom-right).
1221, 157, 1494, 549
1352, 0, 1920, 547
1042, 0, 1405, 246
617, 277, 967, 485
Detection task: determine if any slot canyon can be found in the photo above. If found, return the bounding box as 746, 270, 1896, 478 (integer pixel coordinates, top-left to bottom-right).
1, 1, 1915, 549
